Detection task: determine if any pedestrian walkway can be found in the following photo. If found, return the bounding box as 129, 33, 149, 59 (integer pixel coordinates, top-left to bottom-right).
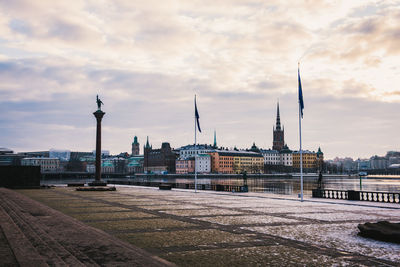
0, 188, 174, 266
2, 186, 400, 266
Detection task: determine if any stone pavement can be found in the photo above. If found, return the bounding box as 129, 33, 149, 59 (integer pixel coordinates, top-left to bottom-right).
0, 188, 174, 266
2, 186, 400, 266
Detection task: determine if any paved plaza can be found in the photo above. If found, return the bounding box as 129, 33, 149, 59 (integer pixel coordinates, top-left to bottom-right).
1, 186, 400, 266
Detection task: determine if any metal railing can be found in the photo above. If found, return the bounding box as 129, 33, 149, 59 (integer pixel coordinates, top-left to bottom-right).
312, 189, 400, 203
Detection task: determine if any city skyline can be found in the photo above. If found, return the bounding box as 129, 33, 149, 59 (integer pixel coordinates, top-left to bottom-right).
1, 1, 400, 159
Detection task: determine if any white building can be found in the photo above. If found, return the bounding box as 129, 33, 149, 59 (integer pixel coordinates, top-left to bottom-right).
179, 144, 215, 159
261, 149, 280, 165
21, 158, 60, 172
280, 151, 293, 166
195, 154, 211, 173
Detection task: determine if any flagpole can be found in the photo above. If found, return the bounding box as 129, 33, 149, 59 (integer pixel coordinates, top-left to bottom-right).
298, 62, 303, 202
194, 95, 197, 193
299, 104, 303, 202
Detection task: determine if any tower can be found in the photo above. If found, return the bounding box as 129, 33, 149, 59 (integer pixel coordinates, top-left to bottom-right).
213, 130, 217, 148
272, 101, 285, 151
316, 147, 324, 171
131, 136, 140, 156
143, 136, 152, 170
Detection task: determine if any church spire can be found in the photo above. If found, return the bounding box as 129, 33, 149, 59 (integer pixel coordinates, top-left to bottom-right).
145, 136, 151, 149
276, 101, 281, 130
213, 129, 217, 148
272, 101, 284, 151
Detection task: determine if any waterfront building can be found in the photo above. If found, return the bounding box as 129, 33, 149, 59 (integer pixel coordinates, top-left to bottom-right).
144, 140, 177, 174
272, 102, 285, 151
21, 157, 60, 172
18, 151, 49, 158
232, 151, 264, 174
280, 145, 293, 166
69, 151, 93, 161
176, 157, 195, 174
208, 150, 263, 174
131, 136, 140, 156
261, 149, 280, 165
356, 159, 371, 171
86, 159, 114, 174
370, 156, 388, 170
0, 148, 24, 166
126, 156, 144, 174
178, 144, 215, 159
49, 149, 71, 161
195, 154, 211, 173
332, 157, 357, 172
292, 150, 317, 172
208, 151, 234, 174
102, 159, 115, 174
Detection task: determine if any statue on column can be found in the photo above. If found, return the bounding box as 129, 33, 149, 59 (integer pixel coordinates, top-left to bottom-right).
96, 95, 104, 110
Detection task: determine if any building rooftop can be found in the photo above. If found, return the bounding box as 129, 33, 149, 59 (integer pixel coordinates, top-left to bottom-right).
179, 144, 215, 150
21, 157, 60, 160
260, 149, 279, 154
0, 148, 13, 154
213, 150, 263, 157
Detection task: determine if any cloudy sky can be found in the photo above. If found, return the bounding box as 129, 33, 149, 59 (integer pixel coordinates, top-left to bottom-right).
1, 0, 399, 159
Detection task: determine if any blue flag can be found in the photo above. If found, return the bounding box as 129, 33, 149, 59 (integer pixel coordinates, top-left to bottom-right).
195, 95, 201, 132
298, 67, 304, 118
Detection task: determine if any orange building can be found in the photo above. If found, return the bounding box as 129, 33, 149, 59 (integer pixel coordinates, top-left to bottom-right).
208, 151, 264, 174
208, 152, 234, 174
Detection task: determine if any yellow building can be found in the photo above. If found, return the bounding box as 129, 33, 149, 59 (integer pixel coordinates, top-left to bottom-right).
232, 152, 264, 174
292, 150, 317, 170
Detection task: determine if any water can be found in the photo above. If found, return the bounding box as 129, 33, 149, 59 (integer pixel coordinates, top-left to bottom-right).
42, 175, 400, 196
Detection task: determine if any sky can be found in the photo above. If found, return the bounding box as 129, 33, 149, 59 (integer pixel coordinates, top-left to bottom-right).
0, 0, 399, 160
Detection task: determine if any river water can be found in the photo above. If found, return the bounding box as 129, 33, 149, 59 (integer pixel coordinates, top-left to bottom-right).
42, 175, 400, 196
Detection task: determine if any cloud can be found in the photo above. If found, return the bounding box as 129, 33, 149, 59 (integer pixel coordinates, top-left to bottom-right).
0, 0, 399, 159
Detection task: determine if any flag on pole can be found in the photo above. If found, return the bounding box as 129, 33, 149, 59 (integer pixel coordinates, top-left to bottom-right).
195, 95, 201, 133
298, 67, 304, 118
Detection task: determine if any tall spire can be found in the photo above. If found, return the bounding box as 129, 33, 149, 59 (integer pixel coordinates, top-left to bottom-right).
272, 100, 285, 151
213, 129, 217, 148
276, 101, 281, 130
145, 136, 150, 149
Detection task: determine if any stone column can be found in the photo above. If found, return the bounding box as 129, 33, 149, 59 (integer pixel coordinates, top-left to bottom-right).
91, 110, 106, 186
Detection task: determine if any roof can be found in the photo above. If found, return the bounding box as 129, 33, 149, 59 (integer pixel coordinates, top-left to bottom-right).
260, 149, 279, 154
212, 150, 263, 157
292, 150, 315, 154
388, 164, 400, 168
22, 157, 60, 160
179, 144, 214, 151
0, 148, 13, 154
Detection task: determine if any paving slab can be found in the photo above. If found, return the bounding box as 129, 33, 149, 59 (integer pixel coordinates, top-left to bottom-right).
0, 188, 174, 266
12, 186, 400, 266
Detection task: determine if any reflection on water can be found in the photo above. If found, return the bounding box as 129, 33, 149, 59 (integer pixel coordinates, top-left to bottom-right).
42, 175, 400, 196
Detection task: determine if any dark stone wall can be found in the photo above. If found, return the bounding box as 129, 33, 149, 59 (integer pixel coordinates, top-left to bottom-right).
0, 166, 41, 188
